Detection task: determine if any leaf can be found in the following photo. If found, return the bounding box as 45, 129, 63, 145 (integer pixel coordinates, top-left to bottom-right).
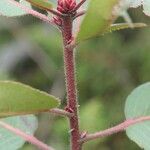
0, 0, 52, 24
0, 0, 31, 17
0, 81, 60, 117
76, 0, 119, 43
125, 82, 150, 150
48, 0, 57, 7
26, 0, 53, 11
107, 23, 147, 33
0, 115, 38, 150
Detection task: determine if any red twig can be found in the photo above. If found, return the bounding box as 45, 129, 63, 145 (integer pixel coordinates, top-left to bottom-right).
61, 16, 80, 150
0, 121, 54, 150
73, 0, 87, 11
49, 108, 74, 118
74, 10, 86, 19
80, 116, 150, 143
10, 0, 54, 25
48, 9, 65, 18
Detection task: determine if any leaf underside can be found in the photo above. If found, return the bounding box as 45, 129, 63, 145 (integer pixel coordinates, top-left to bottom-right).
0, 0, 31, 17
125, 82, 150, 150
0, 115, 38, 150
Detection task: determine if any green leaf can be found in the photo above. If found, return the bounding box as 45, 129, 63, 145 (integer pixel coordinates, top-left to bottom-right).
0, 0, 31, 17
125, 82, 150, 150
0, 115, 38, 150
26, 0, 53, 11
76, 0, 119, 43
107, 23, 147, 33
0, 81, 60, 117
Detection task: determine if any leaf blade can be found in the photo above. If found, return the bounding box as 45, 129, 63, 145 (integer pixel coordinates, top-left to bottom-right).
0, 81, 60, 117
26, 0, 53, 11
125, 82, 150, 149
76, 0, 119, 43
0, 115, 38, 150
0, 0, 31, 17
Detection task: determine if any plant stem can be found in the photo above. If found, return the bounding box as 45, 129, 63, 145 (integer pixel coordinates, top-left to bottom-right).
61, 16, 80, 150
49, 108, 74, 118
0, 121, 53, 150
73, 0, 87, 11
74, 10, 86, 19
10, 0, 54, 25
80, 116, 150, 143
48, 9, 64, 18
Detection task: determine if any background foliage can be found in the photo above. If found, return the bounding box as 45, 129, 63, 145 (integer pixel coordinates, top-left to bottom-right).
0, 5, 150, 150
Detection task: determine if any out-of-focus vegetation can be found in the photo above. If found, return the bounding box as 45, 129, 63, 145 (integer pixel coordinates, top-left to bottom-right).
0, 7, 150, 150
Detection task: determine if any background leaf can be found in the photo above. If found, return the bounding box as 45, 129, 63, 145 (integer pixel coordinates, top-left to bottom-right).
0, 81, 60, 117
125, 82, 150, 150
76, 0, 119, 42
0, 0, 32, 17
0, 115, 38, 150
26, 0, 52, 11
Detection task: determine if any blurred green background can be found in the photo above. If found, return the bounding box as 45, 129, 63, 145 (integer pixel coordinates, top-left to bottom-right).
0, 6, 150, 150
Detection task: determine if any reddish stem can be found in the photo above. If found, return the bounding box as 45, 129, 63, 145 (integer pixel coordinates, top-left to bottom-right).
0, 121, 53, 150
49, 108, 74, 118
48, 9, 65, 18
74, 10, 86, 19
80, 116, 150, 143
10, 0, 53, 25
73, 0, 87, 11
61, 16, 80, 150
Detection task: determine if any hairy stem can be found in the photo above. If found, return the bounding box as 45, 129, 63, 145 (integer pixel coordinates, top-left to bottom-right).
80, 116, 150, 143
0, 121, 53, 150
49, 108, 74, 118
61, 16, 80, 150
